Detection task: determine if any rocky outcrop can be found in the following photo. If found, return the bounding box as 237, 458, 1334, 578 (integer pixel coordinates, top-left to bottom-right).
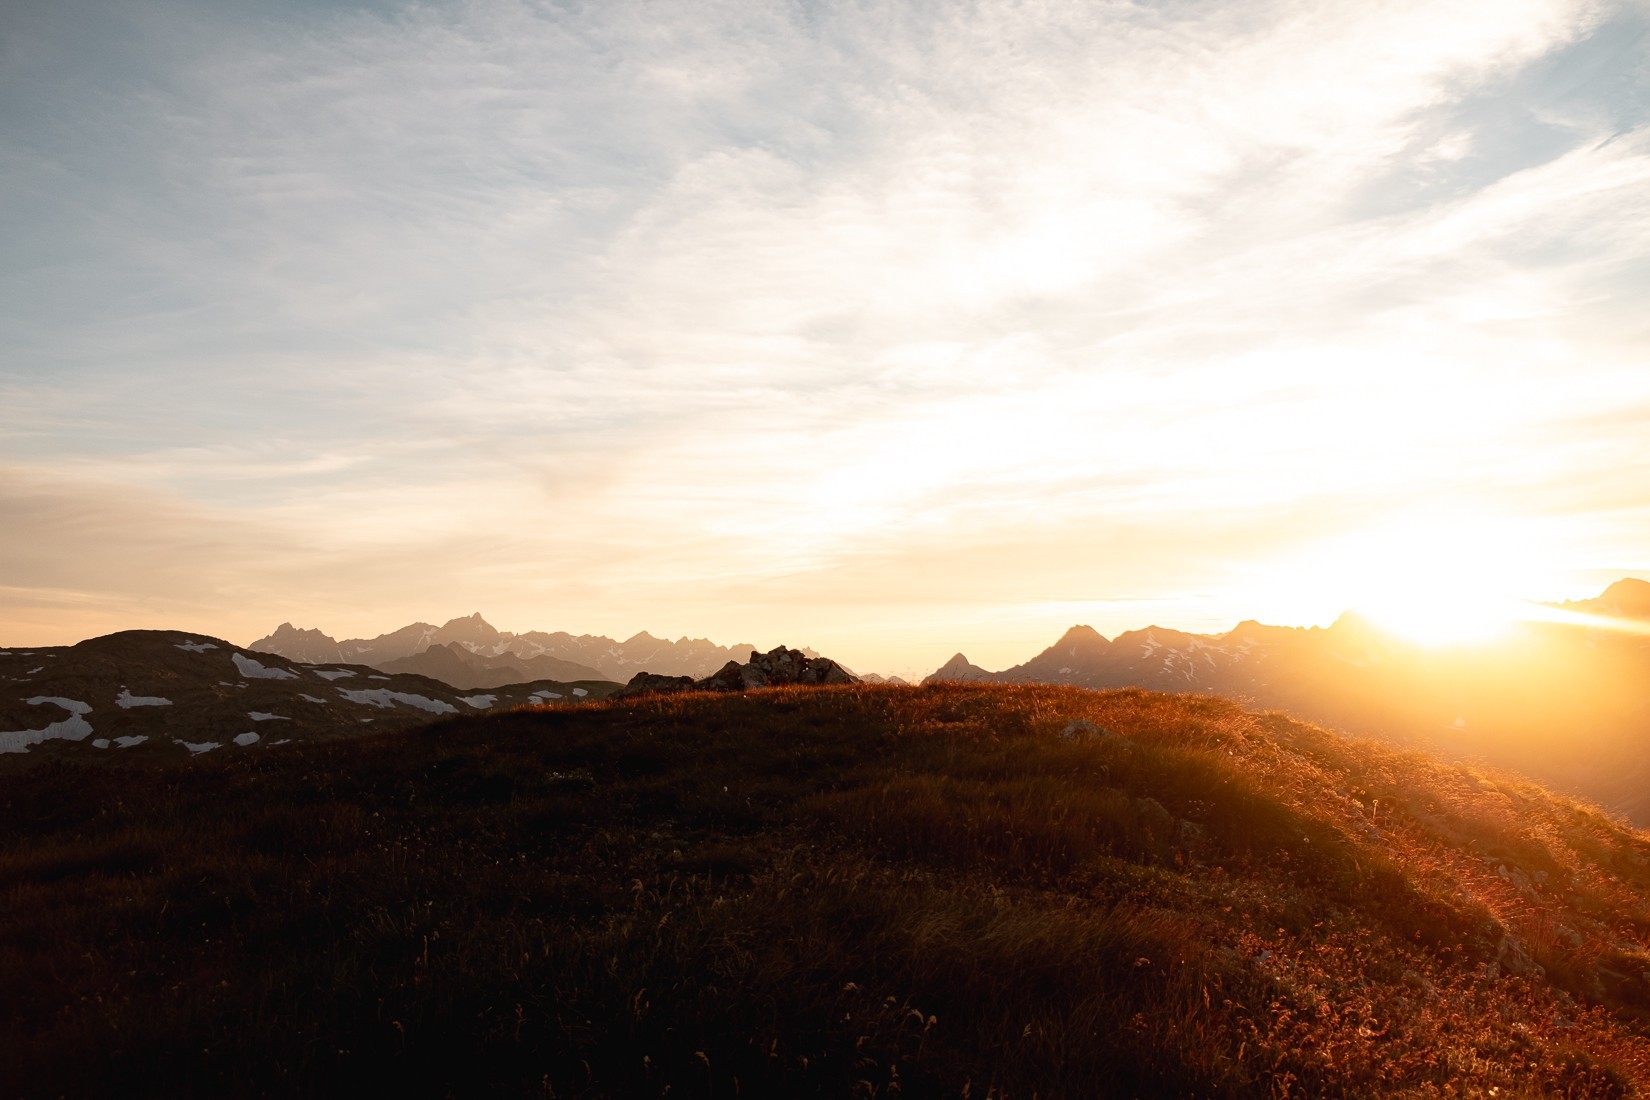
621, 646, 857, 696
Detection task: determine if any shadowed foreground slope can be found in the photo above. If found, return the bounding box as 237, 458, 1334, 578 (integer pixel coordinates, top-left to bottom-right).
5, 684, 1650, 1097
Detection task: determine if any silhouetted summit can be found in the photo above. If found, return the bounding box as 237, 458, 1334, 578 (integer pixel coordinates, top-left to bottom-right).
1583, 578, 1650, 619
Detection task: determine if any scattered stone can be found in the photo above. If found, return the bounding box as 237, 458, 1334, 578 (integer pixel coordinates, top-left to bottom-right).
1135, 797, 1175, 834
1495, 863, 1537, 895
1060, 719, 1129, 745
1489, 935, 1543, 979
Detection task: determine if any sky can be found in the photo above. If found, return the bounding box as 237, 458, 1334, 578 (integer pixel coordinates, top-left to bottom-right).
3, 0, 1649, 678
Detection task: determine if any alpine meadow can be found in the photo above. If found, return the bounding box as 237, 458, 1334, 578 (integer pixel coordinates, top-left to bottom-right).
5, 0, 1650, 1096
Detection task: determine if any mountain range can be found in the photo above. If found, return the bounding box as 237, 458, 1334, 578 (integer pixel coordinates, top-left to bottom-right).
926, 578, 1650, 822
249, 614, 819, 683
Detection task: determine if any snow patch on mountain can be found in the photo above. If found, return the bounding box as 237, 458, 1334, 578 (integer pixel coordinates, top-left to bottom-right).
335, 688, 457, 715
117, 688, 172, 708
0, 697, 94, 754
232, 653, 298, 680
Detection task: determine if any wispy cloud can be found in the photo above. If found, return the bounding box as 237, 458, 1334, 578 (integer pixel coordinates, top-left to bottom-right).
2, 0, 1647, 673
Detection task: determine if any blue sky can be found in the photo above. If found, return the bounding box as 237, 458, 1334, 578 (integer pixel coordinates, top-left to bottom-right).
3, 0, 1649, 676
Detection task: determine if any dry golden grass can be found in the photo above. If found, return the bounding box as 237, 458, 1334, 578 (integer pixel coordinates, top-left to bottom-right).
4, 682, 1650, 1097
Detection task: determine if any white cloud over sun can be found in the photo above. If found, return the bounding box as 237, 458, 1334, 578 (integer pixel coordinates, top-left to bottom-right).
3, 0, 1649, 676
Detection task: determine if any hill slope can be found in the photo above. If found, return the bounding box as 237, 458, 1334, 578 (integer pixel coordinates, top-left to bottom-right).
0, 630, 617, 763
5, 684, 1650, 1096
925, 582, 1650, 824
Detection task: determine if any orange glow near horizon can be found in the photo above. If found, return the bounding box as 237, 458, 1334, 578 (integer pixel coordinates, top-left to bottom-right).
1238, 513, 1571, 648
1355, 590, 1525, 647
1515, 604, 1650, 637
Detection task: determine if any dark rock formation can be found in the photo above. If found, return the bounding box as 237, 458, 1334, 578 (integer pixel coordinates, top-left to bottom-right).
623, 672, 699, 695
621, 646, 856, 696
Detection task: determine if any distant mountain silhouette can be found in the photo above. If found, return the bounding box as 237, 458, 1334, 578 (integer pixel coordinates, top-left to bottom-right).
254, 623, 347, 663
375, 641, 607, 689
1562, 577, 1650, 620
927, 653, 993, 683
249, 614, 811, 681
926, 580, 1650, 823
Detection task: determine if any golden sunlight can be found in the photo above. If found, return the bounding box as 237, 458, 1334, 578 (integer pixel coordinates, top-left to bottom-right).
1519, 604, 1650, 637
1352, 585, 1523, 646
1240, 513, 1564, 647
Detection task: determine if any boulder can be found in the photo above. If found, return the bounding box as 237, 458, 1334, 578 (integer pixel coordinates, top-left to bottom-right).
704, 662, 747, 692
623, 672, 698, 695
1135, 797, 1175, 835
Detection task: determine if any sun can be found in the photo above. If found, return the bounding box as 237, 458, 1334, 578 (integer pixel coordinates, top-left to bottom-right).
1350, 583, 1523, 647
1241, 513, 1558, 648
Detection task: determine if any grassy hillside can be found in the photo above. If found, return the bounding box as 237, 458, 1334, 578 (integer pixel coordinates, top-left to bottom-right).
5, 683, 1650, 1097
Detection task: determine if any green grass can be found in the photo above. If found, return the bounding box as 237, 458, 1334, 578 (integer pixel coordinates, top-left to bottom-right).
4, 683, 1650, 1097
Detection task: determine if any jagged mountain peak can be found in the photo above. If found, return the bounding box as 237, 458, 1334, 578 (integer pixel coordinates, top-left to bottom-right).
266, 622, 330, 638
1055, 624, 1107, 645
248, 623, 344, 663
923, 653, 994, 684
439, 612, 500, 632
